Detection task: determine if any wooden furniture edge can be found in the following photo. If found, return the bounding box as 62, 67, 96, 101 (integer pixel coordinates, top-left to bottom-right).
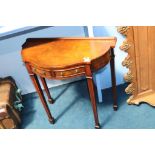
117, 26, 138, 104
22, 37, 117, 49
117, 26, 155, 106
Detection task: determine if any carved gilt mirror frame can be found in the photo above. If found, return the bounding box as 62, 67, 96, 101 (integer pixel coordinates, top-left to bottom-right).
117, 26, 155, 106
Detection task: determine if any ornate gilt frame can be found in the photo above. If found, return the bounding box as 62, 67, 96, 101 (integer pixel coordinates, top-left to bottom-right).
117, 26, 155, 106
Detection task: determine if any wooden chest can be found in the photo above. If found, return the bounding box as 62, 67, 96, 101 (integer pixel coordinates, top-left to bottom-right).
0, 77, 22, 129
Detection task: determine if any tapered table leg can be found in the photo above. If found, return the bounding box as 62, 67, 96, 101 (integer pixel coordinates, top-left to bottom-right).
40, 77, 54, 104
110, 48, 118, 111
25, 64, 55, 124
85, 64, 100, 129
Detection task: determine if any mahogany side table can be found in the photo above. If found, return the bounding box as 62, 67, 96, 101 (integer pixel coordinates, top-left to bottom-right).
21, 37, 117, 129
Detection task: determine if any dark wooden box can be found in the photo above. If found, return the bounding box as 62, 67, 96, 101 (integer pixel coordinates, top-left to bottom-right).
0, 77, 22, 129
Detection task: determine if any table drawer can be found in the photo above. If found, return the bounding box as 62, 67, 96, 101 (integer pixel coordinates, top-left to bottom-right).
31, 67, 53, 78
54, 66, 85, 79
31, 66, 85, 79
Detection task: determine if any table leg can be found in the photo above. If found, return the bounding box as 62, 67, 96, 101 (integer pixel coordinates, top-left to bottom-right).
110, 48, 118, 111
40, 77, 54, 104
85, 64, 100, 129
25, 64, 55, 124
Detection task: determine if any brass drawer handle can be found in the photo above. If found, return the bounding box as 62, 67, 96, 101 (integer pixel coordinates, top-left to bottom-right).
59, 69, 80, 77
60, 72, 64, 76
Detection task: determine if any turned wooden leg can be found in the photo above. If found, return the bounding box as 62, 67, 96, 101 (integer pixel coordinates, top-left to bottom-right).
85, 64, 100, 129
25, 64, 55, 124
40, 77, 54, 104
110, 48, 118, 111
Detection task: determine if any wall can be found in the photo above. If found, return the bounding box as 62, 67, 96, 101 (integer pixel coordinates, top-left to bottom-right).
93, 26, 127, 89
0, 26, 85, 94
0, 26, 127, 95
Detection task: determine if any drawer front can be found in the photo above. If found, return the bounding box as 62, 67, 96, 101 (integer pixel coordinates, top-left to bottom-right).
31, 67, 54, 78
54, 66, 85, 79
31, 66, 85, 79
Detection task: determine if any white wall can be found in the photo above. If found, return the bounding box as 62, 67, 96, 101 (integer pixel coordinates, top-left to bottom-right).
0, 26, 85, 94
93, 26, 127, 89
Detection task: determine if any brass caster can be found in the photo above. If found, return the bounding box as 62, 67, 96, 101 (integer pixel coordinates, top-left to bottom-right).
113, 105, 118, 111
49, 118, 55, 124
48, 98, 55, 104
95, 124, 101, 129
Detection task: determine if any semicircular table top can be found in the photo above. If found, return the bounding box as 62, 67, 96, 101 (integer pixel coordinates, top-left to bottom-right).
21, 37, 117, 69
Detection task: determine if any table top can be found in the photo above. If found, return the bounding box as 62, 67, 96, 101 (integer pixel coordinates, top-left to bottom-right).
21, 37, 117, 69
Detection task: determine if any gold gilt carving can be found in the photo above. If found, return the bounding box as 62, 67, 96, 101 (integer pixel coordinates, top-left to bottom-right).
117, 26, 129, 36
124, 71, 133, 82
122, 56, 132, 68
117, 26, 135, 105
119, 40, 131, 51
118, 26, 155, 106
125, 83, 135, 94
127, 95, 134, 104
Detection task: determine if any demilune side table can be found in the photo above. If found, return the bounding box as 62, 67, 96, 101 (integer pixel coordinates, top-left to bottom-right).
21, 37, 117, 129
